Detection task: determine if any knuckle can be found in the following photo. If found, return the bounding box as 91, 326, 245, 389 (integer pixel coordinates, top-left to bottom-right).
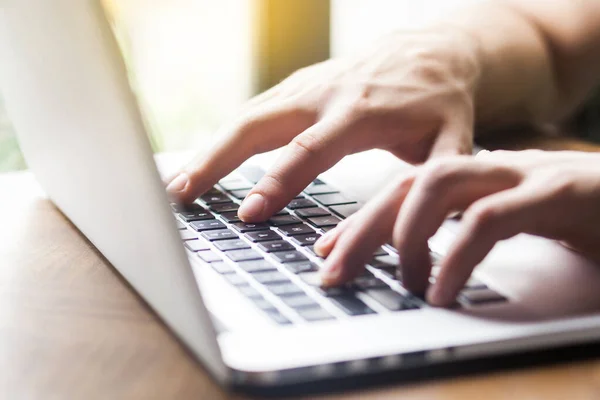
464, 203, 498, 233
544, 173, 576, 201
255, 173, 286, 197
411, 61, 447, 85
420, 159, 461, 189
235, 111, 269, 136
289, 131, 325, 158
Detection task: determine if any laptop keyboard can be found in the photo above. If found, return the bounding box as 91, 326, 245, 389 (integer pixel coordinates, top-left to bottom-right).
173, 167, 507, 325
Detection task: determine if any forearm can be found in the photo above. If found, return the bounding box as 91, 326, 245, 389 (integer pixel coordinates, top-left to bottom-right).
437, 0, 600, 130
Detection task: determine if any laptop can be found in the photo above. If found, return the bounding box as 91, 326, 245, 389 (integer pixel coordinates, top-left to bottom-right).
3, 0, 600, 394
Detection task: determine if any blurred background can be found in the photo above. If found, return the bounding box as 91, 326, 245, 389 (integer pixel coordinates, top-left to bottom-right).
0, 0, 474, 172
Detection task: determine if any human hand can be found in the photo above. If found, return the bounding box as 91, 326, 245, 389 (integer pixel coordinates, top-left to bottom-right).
166, 27, 481, 221
314, 150, 600, 307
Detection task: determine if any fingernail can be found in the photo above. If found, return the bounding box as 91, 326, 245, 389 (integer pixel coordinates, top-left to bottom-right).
238, 193, 265, 219
314, 231, 334, 256
166, 173, 189, 193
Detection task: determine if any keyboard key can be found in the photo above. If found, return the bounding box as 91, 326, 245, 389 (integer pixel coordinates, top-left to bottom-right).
278, 224, 315, 236
200, 193, 231, 204
266, 310, 292, 325
252, 297, 277, 311
313, 193, 355, 206
179, 229, 197, 241
365, 289, 418, 311
213, 239, 251, 252
299, 272, 356, 297
231, 222, 270, 233
229, 189, 252, 199
354, 276, 388, 289
251, 270, 291, 284
269, 215, 303, 226
298, 271, 322, 285
308, 215, 342, 228
201, 229, 238, 241
237, 284, 262, 298
281, 295, 320, 309
175, 220, 186, 230
330, 295, 376, 316
209, 202, 239, 213
224, 273, 247, 286
282, 261, 319, 274
303, 245, 321, 257
430, 251, 443, 265
237, 259, 277, 273
370, 254, 400, 268
219, 179, 253, 191
460, 288, 507, 305
295, 207, 331, 218
297, 307, 335, 322
245, 230, 281, 242
204, 187, 224, 195
179, 210, 213, 222
257, 240, 295, 253
321, 226, 336, 233
464, 276, 487, 290
239, 165, 265, 183
287, 198, 317, 209
190, 219, 227, 231
219, 211, 241, 223
290, 233, 322, 246
264, 282, 305, 296
304, 184, 338, 195
329, 203, 362, 218
171, 202, 204, 212
373, 247, 388, 257
197, 250, 222, 263
271, 251, 309, 264
225, 249, 263, 262
184, 239, 210, 252
210, 261, 235, 274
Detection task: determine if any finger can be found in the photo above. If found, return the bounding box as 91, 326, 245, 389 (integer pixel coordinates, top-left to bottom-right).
428, 183, 550, 306
320, 171, 417, 286
166, 102, 315, 203
238, 116, 354, 222
427, 115, 473, 159
314, 216, 354, 258
393, 158, 521, 296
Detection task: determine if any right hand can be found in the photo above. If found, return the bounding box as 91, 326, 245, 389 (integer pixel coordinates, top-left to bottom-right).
166, 27, 482, 222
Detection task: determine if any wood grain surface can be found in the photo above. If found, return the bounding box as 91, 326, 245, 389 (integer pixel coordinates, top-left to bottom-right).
2, 135, 600, 400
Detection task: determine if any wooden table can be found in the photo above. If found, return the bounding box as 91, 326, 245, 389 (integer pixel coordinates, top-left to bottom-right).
2, 134, 600, 400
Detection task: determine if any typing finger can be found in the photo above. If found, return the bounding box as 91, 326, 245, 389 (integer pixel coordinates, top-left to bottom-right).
428, 183, 551, 306
319, 171, 416, 286
313, 216, 354, 258
238, 115, 354, 222
166, 102, 315, 204
393, 158, 520, 296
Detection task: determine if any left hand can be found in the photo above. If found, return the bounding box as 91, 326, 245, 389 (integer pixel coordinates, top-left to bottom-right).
314, 150, 600, 307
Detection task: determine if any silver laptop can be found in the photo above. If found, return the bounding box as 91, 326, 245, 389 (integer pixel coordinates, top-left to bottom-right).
3, 0, 600, 393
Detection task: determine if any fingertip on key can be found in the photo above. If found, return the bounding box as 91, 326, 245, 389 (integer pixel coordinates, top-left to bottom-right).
166, 172, 189, 194
238, 193, 266, 221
